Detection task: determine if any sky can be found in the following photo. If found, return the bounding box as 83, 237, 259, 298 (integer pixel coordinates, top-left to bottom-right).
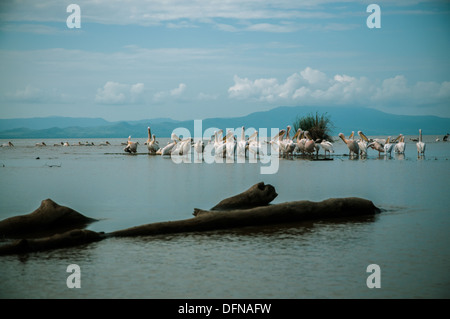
0, 0, 449, 122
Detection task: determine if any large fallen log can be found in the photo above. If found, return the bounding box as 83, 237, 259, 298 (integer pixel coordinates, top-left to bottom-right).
0, 183, 381, 255
0, 199, 97, 238
0, 229, 104, 255
110, 197, 380, 238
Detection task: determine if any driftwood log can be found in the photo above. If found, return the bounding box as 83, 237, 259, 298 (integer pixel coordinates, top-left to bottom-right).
0, 199, 97, 238
209, 182, 278, 211
110, 196, 380, 237
0, 229, 104, 255
0, 183, 381, 255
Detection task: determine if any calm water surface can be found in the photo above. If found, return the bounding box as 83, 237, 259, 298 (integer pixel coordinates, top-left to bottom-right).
0, 136, 449, 298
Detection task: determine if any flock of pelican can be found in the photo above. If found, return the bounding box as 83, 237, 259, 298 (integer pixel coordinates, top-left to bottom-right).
120, 126, 429, 158
0, 127, 432, 158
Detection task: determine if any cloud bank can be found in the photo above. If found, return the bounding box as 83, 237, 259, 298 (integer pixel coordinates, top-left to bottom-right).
95, 81, 145, 104
228, 67, 450, 109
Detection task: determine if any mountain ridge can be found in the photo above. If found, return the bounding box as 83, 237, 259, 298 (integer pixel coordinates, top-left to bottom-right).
0, 106, 449, 138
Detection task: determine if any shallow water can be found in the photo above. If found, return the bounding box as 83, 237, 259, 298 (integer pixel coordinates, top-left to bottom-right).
0, 136, 449, 298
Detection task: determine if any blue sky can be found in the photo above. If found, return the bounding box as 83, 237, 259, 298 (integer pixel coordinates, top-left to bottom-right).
0, 0, 449, 121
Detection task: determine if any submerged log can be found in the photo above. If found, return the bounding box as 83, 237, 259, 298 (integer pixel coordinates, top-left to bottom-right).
209, 182, 278, 211
0, 229, 104, 256
110, 197, 380, 238
0, 199, 97, 238
0, 183, 381, 255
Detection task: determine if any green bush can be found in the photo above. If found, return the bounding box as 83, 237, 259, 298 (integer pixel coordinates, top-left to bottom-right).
293, 112, 334, 142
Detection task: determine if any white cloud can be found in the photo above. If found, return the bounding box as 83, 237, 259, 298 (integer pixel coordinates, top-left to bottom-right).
3, 85, 69, 103
228, 67, 450, 108
95, 81, 145, 104
170, 83, 187, 96
154, 83, 187, 101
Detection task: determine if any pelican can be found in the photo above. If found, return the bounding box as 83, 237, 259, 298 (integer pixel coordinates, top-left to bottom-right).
383, 136, 394, 156
35, 142, 46, 147
303, 131, 316, 156
367, 139, 384, 156
237, 126, 248, 157
214, 130, 226, 157
339, 133, 359, 157
179, 138, 193, 156
63, 141, 70, 147
269, 129, 286, 156
1, 141, 14, 147
160, 141, 176, 156
160, 137, 178, 156
194, 139, 205, 159
146, 127, 159, 154
394, 134, 405, 154
124, 136, 138, 153
224, 130, 236, 159
416, 129, 426, 156
319, 139, 334, 157
357, 131, 370, 156
286, 127, 301, 157
165, 133, 184, 155
280, 126, 296, 157
248, 131, 264, 158
295, 130, 306, 155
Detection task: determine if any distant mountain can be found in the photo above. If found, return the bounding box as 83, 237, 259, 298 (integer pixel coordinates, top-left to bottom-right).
0, 106, 449, 139
0, 116, 110, 131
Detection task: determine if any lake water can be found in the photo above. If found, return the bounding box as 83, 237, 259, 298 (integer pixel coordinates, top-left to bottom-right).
0, 135, 449, 299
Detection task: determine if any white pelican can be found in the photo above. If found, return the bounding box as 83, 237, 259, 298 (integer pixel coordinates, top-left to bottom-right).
160, 139, 177, 156
394, 134, 405, 154
214, 130, 226, 157
124, 136, 138, 153
269, 129, 286, 156
303, 131, 316, 156
35, 142, 46, 147
224, 130, 236, 159
416, 129, 426, 156
383, 136, 394, 156
295, 130, 306, 155
286, 127, 302, 157
179, 138, 193, 156
367, 139, 384, 156
1, 141, 14, 147
194, 139, 205, 159
146, 127, 159, 154
357, 131, 369, 156
319, 139, 334, 157
236, 126, 248, 157
338, 133, 359, 157
280, 126, 296, 157
248, 131, 264, 158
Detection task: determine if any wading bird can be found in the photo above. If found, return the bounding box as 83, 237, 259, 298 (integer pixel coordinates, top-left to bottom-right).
339, 133, 359, 157
416, 129, 426, 156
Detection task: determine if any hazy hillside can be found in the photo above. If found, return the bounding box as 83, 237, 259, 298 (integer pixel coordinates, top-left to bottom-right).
0, 106, 449, 139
